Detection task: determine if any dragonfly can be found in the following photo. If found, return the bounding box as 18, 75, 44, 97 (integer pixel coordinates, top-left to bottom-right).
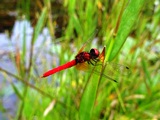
41, 43, 130, 82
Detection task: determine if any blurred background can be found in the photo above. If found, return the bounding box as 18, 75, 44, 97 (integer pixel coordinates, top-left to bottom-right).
0, 0, 160, 120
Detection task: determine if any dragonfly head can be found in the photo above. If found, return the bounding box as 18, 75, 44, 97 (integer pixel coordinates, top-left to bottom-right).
90, 48, 99, 59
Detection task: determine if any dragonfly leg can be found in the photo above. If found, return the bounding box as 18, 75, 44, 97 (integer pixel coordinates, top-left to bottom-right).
88, 59, 99, 66
92, 58, 99, 62
87, 60, 95, 66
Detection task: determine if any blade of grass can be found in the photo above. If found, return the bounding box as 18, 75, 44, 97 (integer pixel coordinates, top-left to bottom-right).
65, 0, 76, 39
85, 1, 97, 37
112, 83, 126, 112
108, 0, 147, 61
79, 66, 101, 120
141, 58, 152, 93
72, 14, 83, 36
32, 7, 47, 44
141, 59, 151, 84
2, 72, 23, 100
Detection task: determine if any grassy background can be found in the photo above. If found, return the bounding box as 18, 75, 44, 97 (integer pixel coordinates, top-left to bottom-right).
0, 0, 160, 119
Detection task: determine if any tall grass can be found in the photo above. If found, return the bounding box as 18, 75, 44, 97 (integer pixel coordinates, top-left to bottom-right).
0, 0, 159, 119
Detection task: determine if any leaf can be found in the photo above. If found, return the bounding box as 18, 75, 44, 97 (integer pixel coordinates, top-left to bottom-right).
32, 7, 47, 44
79, 67, 100, 120
108, 0, 147, 61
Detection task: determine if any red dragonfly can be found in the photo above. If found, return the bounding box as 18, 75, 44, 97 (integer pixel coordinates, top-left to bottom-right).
41, 44, 130, 82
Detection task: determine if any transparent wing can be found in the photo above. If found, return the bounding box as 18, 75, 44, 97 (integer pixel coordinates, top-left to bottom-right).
91, 62, 131, 82
75, 62, 89, 71
103, 62, 131, 76
76, 61, 131, 82
77, 29, 99, 54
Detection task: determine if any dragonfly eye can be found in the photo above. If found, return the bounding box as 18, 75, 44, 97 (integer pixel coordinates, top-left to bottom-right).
90, 48, 99, 59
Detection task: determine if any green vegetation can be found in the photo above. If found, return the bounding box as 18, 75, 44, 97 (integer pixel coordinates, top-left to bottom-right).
0, 0, 160, 119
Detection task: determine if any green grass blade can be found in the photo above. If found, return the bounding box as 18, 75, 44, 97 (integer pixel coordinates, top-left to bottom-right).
108, 0, 146, 61
72, 14, 83, 36
141, 59, 151, 84
79, 67, 101, 120
32, 7, 47, 44
3, 73, 23, 100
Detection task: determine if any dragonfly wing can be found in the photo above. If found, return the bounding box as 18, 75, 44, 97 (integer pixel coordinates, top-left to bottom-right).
93, 69, 118, 82
90, 62, 130, 82
75, 62, 117, 82
77, 43, 87, 54
75, 62, 89, 71
104, 62, 131, 76
81, 61, 130, 82
77, 30, 99, 54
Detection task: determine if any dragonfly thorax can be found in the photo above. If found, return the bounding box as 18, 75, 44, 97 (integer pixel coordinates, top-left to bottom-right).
75, 52, 90, 63
75, 48, 100, 64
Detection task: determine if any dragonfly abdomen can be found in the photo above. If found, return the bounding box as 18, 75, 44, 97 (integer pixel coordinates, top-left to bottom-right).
41, 60, 76, 77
